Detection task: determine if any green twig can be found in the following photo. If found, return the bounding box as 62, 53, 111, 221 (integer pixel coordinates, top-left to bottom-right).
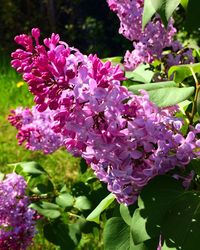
188, 68, 200, 125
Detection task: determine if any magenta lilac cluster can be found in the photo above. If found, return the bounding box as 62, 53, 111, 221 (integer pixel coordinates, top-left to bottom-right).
11, 28, 124, 113
0, 173, 36, 250
8, 106, 65, 154
107, 0, 194, 70
10, 29, 200, 204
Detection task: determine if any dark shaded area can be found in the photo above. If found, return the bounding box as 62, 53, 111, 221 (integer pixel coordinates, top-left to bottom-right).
0, 0, 131, 57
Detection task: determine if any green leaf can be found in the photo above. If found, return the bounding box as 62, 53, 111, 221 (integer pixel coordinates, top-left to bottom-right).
86, 193, 115, 223
168, 63, 200, 83
74, 196, 91, 211
68, 218, 85, 245
148, 86, 194, 107
30, 201, 61, 219
128, 81, 177, 95
131, 176, 200, 249
149, 0, 181, 22
163, 0, 181, 20
142, 0, 156, 29
43, 219, 76, 250
178, 100, 192, 113
11, 161, 46, 175
0, 172, 5, 181
56, 193, 74, 209
11, 161, 54, 195
103, 217, 132, 250
131, 208, 150, 244
180, 0, 189, 10
28, 175, 54, 194
126, 64, 154, 83
120, 204, 132, 226
31, 201, 60, 210
103, 217, 158, 250
125, 73, 147, 84
131, 176, 183, 245
60, 184, 67, 193
162, 191, 200, 250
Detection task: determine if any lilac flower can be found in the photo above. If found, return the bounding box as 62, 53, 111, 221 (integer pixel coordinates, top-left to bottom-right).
124, 42, 153, 71
164, 41, 194, 70
11, 29, 124, 112
10, 29, 200, 205
8, 106, 65, 154
0, 173, 36, 250
107, 0, 144, 42
107, 0, 194, 70
81, 92, 200, 204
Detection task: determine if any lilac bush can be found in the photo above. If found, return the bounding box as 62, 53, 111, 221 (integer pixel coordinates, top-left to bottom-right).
0, 173, 36, 250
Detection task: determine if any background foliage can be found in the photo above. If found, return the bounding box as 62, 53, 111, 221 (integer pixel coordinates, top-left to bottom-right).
0, 0, 131, 57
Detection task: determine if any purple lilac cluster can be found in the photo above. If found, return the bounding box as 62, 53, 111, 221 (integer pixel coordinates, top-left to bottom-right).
86, 96, 200, 204
8, 106, 65, 154
0, 173, 36, 250
107, 0, 194, 70
164, 41, 194, 70
10, 29, 200, 204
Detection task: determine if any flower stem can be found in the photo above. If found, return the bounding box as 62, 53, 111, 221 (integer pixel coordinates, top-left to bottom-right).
189, 68, 200, 125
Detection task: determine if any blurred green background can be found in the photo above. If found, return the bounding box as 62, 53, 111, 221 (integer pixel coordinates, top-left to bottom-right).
0, 0, 132, 57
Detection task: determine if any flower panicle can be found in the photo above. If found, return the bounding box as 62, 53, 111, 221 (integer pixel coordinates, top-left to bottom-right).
10, 28, 200, 205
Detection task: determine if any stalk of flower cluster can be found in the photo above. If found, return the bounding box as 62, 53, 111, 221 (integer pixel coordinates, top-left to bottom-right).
0, 173, 36, 250
10, 28, 200, 205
